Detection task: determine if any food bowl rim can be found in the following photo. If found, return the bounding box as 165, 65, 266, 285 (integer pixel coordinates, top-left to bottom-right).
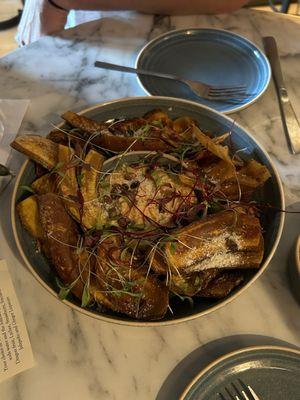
295, 236, 300, 271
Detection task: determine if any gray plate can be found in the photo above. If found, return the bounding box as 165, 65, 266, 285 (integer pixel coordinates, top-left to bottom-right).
181, 346, 300, 400
136, 29, 270, 114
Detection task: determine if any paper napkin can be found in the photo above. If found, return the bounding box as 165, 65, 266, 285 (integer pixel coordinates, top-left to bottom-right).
0, 99, 30, 166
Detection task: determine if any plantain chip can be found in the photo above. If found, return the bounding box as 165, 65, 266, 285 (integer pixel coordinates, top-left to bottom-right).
81, 149, 105, 229
57, 144, 80, 221
31, 173, 57, 195
11, 135, 58, 170
193, 125, 233, 166
17, 195, 43, 239
61, 111, 106, 134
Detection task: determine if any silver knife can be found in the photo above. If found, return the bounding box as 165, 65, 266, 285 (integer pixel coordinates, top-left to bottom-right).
263, 36, 300, 155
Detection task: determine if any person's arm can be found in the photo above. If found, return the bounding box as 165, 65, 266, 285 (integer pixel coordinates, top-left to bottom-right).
54, 0, 248, 15
18, 0, 248, 45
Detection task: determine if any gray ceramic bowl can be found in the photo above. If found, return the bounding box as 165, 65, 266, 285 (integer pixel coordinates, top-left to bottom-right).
11, 96, 285, 326
289, 235, 300, 304
296, 236, 300, 273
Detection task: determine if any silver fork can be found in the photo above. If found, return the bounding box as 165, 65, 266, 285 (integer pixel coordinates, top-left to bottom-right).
94, 61, 249, 102
218, 380, 261, 400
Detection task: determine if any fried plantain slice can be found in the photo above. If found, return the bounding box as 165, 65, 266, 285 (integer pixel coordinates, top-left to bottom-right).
38, 193, 84, 299
93, 235, 169, 320
170, 269, 219, 297
61, 111, 106, 134
143, 109, 173, 126
236, 160, 271, 194
17, 195, 44, 239
57, 144, 80, 221
61, 111, 172, 152
196, 270, 244, 298
47, 130, 69, 145
81, 149, 105, 229
92, 130, 170, 152
164, 210, 264, 274
11, 135, 58, 170
193, 125, 233, 167
31, 173, 57, 195
202, 158, 272, 201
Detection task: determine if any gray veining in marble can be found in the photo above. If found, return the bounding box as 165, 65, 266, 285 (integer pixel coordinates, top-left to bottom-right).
0, 8, 299, 400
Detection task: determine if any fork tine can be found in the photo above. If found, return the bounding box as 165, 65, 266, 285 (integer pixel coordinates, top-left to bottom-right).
208, 95, 250, 101
208, 91, 250, 98
209, 87, 247, 93
247, 386, 261, 400
209, 97, 248, 102
218, 381, 260, 400
209, 84, 247, 90
225, 386, 240, 400
217, 387, 240, 400
183, 79, 251, 100
237, 379, 256, 400
207, 91, 250, 100
231, 382, 247, 400
208, 90, 251, 97
215, 100, 243, 104
207, 95, 249, 102
208, 89, 249, 97
208, 87, 247, 94
208, 94, 249, 100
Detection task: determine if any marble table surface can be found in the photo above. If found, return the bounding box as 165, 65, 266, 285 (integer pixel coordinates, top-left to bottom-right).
0, 8, 300, 400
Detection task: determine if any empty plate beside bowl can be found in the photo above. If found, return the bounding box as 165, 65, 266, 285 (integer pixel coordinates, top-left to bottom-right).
136, 28, 271, 114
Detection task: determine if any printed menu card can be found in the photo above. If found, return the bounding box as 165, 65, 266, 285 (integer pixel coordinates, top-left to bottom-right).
0, 260, 34, 383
